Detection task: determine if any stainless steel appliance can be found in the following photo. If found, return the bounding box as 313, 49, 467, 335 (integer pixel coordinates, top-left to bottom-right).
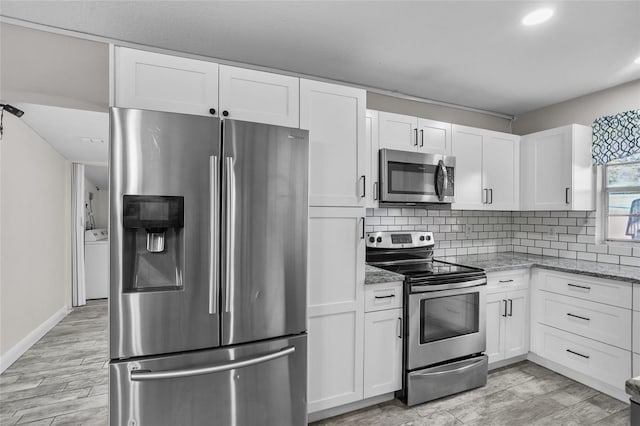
109, 108, 309, 426
366, 231, 487, 406
379, 149, 455, 205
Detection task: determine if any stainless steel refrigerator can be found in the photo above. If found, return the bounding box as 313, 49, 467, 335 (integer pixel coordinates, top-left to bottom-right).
109, 108, 309, 426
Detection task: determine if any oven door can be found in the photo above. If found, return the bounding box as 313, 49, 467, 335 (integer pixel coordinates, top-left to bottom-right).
407, 282, 486, 370
379, 149, 455, 204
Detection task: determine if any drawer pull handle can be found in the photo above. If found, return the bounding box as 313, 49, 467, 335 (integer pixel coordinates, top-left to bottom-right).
397, 317, 402, 339
567, 283, 591, 291
566, 349, 590, 359
499, 279, 514, 283
567, 313, 590, 321
502, 300, 508, 317
375, 295, 395, 299
508, 299, 513, 317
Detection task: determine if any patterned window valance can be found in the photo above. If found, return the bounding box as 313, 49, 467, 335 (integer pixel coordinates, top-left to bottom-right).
592, 109, 640, 165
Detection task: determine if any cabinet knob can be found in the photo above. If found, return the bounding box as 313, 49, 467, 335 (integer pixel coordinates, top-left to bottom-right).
222, 110, 229, 117
209, 108, 216, 115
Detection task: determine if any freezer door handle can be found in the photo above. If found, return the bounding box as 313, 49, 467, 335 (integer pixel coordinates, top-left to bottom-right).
130, 346, 296, 381
209, 155, 219, 314
224, 156, 235, 313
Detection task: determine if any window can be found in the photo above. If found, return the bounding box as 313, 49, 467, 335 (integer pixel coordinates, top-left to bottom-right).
605, 153, 640, 242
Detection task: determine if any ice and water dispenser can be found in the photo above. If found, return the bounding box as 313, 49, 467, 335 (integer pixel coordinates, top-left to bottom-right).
122, 195, 184, 291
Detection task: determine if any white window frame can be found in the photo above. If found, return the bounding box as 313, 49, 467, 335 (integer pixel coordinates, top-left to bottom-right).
603, 159, 640, 243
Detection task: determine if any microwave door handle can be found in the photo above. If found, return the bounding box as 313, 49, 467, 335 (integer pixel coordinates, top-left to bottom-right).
435, 160, 447, 201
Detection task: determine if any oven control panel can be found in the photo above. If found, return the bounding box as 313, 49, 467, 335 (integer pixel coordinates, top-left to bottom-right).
366, 231, 435, 249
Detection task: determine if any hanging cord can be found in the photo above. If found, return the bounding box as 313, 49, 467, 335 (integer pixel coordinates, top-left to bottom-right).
0, 106, 4, 140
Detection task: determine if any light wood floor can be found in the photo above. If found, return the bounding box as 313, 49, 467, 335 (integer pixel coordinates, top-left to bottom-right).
0, 300, 631, 425
1, 300, 108, 425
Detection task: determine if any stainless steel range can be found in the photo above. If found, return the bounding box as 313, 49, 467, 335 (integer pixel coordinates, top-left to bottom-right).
366, 231, 488, 406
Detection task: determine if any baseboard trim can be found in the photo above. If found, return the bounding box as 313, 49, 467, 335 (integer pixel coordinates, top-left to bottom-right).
527, 352, 629, 403
0, 305, 68, 373
489, 354, 528, 371
308, 393, 395, 423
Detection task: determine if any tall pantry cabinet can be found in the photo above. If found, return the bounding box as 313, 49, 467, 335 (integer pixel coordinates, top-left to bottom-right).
300, 79, 368, 413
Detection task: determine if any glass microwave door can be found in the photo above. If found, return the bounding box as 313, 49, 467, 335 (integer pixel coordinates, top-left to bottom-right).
388, 162, 437, 195
420, 292, 479, 344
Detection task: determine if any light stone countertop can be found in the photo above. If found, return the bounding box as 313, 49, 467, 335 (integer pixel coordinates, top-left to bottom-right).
626, 377, 640, 399
437, 252, 640, 284
364, 264, 404, 284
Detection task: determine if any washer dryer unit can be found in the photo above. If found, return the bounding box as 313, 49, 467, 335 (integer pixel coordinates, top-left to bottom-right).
85, 228, 109, 299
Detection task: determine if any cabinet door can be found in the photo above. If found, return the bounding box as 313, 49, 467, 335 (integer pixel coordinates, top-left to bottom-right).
483, 133, 520, 210
115, 47, 219, 116
504, 289, 529, 359
365, 110, 380, 208
363, 308, 403, 398
307, 207, 365, 413
219, 65, 299, 127
521, 126, 572, 210
451, 125, 484, 209
378, 111, 418, 151
486, 292, 506, 364
301, 80, 367, 207
417, 118, 451, 155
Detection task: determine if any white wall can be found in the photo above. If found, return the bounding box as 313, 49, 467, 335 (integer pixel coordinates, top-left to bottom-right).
0, 113, 71, 368
84, 177, 108, 229
513, 79, 640, 135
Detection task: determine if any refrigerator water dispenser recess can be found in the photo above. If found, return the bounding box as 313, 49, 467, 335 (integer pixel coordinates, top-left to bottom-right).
122, 195, 185, 292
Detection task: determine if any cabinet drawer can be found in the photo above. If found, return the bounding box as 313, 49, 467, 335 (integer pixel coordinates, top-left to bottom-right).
365, 282, 403, 312
536, 270, 631, 308
534, 324, 630, 390
486, 269, 529, 293
536, 290, 631, 350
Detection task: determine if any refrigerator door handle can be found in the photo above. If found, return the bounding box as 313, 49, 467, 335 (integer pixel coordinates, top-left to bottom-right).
209, 155, 219, 314
130, 346, 296, 381
224, 156, 235, 313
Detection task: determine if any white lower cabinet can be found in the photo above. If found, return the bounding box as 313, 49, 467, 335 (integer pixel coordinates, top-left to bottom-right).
486, 270, 530, 365
534, 324, 630, 390
363, 307, 403, 398
530, 269, 632, 399
307, 207, 365, 413
486, 289, 529, 364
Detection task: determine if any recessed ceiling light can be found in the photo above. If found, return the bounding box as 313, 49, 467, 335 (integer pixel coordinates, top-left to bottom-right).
634, 56, 640, 65
522, 8, 554, 26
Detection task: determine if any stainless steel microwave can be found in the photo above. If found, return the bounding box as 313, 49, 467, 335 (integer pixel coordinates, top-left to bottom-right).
379, 149, 455, 205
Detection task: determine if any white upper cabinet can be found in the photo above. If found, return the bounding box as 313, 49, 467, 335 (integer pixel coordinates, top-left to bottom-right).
378, 112, 451, 155
483, 133, 520, 210
520, 124, 594, 211
365, 110, 380, 208
416, 118, 452, 155
300, 79, 367, 207
218, 65, 299, 127
378, 112, 418, 151
114, 47, 299, 127
115, 47, 219, 116
452, 125, 520, 210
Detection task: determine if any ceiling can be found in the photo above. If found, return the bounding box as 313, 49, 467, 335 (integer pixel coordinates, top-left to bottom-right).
1, 1, 639, 116
85, 165, 109, 190
15, 103, 109, 164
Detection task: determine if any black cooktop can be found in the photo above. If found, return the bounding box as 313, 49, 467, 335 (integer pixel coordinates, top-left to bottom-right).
378, 260, 481, 277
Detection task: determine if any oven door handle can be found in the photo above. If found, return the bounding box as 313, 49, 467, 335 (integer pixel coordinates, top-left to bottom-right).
411, 278, 486, 293
412, 357, 485, 377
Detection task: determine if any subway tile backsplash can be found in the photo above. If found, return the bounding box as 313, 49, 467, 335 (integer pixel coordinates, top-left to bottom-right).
366, 208, 640, 265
